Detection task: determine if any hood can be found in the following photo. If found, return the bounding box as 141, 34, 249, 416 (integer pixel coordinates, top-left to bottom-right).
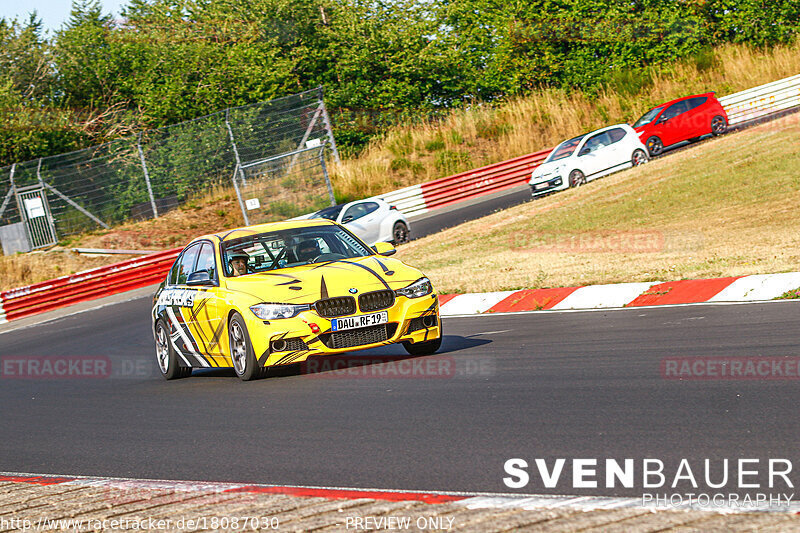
531, 160, 568, 181
224, 255, 424, 304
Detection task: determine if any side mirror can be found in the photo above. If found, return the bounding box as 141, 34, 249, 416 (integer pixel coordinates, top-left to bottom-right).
657, 116, 669, 124
372, 242, 396, 256
187, 270, 213, 286
342, 215, 354, 223
578, 148, 591, 156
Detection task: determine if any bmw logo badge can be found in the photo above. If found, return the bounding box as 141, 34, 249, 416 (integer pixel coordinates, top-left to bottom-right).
349, 288, 358, 294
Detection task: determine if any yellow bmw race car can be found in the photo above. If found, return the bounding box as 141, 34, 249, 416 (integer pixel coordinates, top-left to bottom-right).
151, 219, 442, 380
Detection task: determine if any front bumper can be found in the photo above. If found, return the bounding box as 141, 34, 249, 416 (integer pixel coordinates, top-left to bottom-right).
243, 292, 441, 367
529, 176, 564, 196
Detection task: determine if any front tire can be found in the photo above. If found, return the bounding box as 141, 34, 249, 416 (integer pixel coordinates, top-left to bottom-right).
711, 115, 727, 136
632, 149, 649, 166
646, 136, 663, 156
155, 319, 191, 380
392, 221, 410, 245
403, 320, 443, 356
568, 169, 586, 188
229, 312, 263, 381
403, 336, 442, 356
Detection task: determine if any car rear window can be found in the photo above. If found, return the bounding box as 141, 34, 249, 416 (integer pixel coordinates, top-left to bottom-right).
687, 96, 708, 111
607, 128, 627, 143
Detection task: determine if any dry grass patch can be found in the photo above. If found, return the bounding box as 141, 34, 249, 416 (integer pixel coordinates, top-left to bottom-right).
396, 117, 800, 293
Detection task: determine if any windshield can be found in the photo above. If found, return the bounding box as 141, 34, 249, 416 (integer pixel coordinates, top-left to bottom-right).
546, 135, 585, 162
221, 225, 373, 277
310, 205, 344, 221
633, 106, 665, 128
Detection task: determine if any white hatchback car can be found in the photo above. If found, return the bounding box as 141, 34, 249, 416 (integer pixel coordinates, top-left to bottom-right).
529, 124, 649, 197
309, 198, 410, 245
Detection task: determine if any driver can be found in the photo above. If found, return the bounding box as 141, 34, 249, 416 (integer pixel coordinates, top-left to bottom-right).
228, 252, 249, 277
295, 239, 321, 263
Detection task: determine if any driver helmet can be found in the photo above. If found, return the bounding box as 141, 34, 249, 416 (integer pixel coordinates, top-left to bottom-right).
296, 239, 320, 262
229, 251, 249, 263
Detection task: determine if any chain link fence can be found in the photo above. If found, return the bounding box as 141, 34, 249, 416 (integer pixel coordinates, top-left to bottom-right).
234, 143, 335, 226
0, 87, 339, 254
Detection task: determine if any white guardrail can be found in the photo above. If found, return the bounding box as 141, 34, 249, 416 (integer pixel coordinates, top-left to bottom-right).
377, 184, 428, 218
719, 73, 800, 126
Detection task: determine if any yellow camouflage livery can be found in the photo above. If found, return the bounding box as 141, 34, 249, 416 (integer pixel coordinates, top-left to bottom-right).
151, 219, 441, 380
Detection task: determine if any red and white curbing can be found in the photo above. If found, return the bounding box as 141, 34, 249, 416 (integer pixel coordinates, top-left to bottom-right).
438, 272, 800, 316
2, 473, 799, 514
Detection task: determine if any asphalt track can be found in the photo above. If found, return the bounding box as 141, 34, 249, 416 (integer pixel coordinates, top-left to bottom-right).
410, 186, 532, 240
1, 296, 798, 497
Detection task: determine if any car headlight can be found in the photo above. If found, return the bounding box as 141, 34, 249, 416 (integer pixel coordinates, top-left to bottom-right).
395, 277, 433, 299
250, 303, 309, 320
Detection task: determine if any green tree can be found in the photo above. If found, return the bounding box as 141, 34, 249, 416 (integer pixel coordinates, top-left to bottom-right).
0, 14, 88, 164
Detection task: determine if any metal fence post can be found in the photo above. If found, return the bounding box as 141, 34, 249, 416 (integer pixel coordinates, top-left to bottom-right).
0, 164, 16, 220
10, 164, 22, 221
225, 108, 248, 186
319, 144, 336, 207
230, 164, 250, 226
137, 133, 159, 218
318, 87, 341, 164
35, 158, 43, 186
287, 104, 323, 173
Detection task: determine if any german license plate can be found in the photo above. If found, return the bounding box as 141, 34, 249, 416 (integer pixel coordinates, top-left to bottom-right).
332, 311, 388, 331
534, 182, 550, 190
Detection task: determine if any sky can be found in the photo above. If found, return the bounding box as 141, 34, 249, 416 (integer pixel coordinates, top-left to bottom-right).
0, 1, 128, 33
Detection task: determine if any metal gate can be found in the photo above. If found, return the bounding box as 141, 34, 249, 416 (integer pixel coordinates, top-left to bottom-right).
16, 186, 58, 249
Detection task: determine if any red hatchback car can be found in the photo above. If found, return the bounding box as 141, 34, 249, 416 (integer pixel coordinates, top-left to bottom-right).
633, 93, 728, 156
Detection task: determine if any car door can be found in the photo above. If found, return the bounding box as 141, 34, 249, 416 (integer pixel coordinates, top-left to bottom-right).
684, 96, 709, 136
168, 242, 220, 366
577, 131, 613, 178
604, 127, 630, 165
340, 202, 380, 244
657, 100, 689, 146
162, 243, 205, 365
187, 242, 224, 360
355, 201, 381, 244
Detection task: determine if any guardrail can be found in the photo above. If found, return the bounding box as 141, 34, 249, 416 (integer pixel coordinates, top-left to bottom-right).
719, 74, 800, 126
420, 149, 552, 211
377, 149, 552, 217
0, 248, 180, 323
